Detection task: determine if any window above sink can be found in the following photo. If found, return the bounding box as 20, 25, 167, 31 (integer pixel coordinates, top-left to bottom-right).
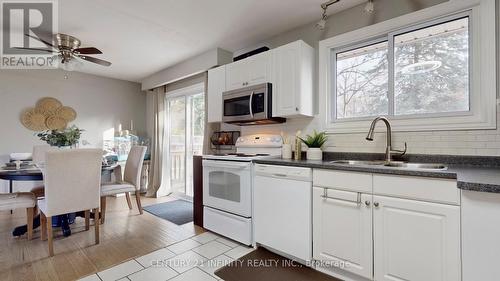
319, 0, 496, 133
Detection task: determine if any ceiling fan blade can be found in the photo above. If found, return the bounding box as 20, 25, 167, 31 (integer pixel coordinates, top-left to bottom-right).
74, 47, 102, 54
24, 33, 55, 48
77, 55, 112, 66
13, 47, 55, 53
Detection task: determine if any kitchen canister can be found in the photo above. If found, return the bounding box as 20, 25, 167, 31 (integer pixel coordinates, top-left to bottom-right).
282, 144, 292, 159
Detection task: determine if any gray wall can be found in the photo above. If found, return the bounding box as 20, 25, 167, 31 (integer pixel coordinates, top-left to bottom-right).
0, 69, 146, 157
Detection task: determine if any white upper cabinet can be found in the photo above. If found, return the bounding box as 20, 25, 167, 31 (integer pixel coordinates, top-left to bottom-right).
247, 51, 271, 85
207, 40, 314, 123
207, 65, 226, 123
271, 40, 314, 118
373, 195, 461, 281
225, 51, 271, 91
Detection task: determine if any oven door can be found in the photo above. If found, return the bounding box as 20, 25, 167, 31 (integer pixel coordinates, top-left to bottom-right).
222, 85, 268, 123
202, 160, 252, 217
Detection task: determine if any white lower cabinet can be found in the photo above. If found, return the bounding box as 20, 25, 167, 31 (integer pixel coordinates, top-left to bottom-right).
373, 195, 461, 281
312, 169, 461, 281
313, 187, 373, 279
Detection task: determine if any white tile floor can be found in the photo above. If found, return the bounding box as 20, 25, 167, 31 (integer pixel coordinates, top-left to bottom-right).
79, 232, 253, 281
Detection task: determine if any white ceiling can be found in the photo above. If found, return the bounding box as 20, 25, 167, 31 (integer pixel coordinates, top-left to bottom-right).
54, 0, 365, 82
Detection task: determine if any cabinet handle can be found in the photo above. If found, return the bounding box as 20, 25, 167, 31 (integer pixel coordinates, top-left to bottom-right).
365, 201, 370, 206
321, 188, 361, 206
248, 91, 254, 118
374, 202, 379, 207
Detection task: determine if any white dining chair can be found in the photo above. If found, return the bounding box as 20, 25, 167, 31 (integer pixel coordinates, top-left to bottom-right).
0, 192, 36, 239
31, 145, 58, 199
32, 145, 57, 164
100, 146, 147, 223
38, 149, 102, 256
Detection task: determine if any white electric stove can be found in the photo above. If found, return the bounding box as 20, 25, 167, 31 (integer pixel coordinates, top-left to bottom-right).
202, 134, 282, 245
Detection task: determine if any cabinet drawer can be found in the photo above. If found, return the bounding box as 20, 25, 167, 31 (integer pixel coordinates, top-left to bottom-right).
313, 169, 371, 193
373, 174, 459, 205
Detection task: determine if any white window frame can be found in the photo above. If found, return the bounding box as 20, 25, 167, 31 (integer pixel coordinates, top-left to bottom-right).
319, 0, 496, 133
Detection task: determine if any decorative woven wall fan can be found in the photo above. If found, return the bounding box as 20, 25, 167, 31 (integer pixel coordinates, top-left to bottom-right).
21, 97, 77, 131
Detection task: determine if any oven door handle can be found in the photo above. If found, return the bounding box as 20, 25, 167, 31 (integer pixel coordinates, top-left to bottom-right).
249, 91, 254, 118
203, 160, 250, 169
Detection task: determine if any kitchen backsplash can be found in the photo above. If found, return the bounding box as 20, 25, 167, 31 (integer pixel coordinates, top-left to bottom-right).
229, 104, 500, 156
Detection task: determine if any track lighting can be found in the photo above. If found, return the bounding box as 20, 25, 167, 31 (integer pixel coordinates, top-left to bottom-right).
315, 7, 328, 30
364, 0, 374, 14
315, 0, 340, 30
315, 0, 375, 30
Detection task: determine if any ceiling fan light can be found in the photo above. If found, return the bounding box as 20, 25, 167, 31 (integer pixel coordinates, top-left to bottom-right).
58, 57, 83, 72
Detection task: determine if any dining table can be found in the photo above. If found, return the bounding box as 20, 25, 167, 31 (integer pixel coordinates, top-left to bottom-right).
0, 163, 118, 236
0, 164, 117, 192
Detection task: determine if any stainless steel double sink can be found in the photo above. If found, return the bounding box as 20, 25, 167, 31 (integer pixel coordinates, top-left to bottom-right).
330, 160, 448, 170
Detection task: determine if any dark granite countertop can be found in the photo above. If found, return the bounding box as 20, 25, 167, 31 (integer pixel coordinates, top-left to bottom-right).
253, 155, 500, 194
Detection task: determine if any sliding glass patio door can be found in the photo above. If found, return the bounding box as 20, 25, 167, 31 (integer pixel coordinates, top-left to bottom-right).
166, 84, 205, 197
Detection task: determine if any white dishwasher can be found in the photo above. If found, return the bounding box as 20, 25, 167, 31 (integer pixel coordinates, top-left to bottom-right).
253, 164, 312, 262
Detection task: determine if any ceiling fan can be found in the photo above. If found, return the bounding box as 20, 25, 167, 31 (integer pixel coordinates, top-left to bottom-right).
15, 33, 112, 67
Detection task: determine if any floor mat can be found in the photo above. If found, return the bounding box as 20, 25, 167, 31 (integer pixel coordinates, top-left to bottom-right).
215, 247, 343, 281
143, 199, 193, 225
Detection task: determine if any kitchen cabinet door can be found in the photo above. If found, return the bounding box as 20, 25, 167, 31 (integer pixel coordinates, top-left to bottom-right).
271, 40, 314, 118
373, 195, 461, 281
313, 187, 373, 279
272, 41, 300, 116
226, 51, 271, 91
247, 51, 271, 86
225, 59, 249, 91
207, 65, 226, 123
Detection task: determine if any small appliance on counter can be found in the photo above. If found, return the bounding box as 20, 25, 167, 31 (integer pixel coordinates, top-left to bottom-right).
210, 131, 240, 153
202, 134, 283, 245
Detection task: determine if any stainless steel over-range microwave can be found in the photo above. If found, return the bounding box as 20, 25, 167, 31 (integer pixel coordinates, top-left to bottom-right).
222, 83, 285, 126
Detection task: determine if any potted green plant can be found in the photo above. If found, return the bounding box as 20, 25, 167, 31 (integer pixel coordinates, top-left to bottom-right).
299, 130, 328, 160
36, 125, 84, 148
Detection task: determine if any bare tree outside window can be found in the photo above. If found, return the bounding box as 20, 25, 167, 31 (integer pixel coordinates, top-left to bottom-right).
333, 17, 470, 120
335, 42, 388, 119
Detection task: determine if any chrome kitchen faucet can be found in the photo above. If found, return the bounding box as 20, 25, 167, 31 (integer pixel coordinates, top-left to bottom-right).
366, 116, 407, 162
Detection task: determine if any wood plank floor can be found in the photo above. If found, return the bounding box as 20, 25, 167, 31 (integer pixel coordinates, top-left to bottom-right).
0, 195, 203, 281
